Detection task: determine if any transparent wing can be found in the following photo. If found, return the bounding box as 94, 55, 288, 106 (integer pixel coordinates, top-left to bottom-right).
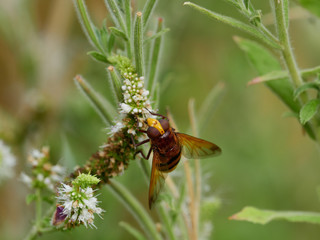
148, 150, 167, 209
176, 133, 221, 159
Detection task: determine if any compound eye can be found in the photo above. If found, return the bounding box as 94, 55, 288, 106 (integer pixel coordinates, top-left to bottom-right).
147, 127, 161, 139
159, 119, 169, 132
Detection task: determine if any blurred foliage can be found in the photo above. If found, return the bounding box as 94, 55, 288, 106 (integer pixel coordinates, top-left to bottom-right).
0, 0, 320, 240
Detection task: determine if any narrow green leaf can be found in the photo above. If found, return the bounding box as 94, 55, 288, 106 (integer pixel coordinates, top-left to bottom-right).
100, 21, 109, 51
108, 180, 162, 240
147, 18, 164, 99
74, 75, 117, 125
299, 99, 320, 125
144, 28, 170, 44
124, 0, 133, 59
198, 82, 225, 133
142, 0, 158, 27
87, 51, 110, 64
134, 12, 144, 76
124, 0, 132, 36
302, 65, 320, 78
74, 0, 104, 52
107, 34, 115, 55
230, 206, 320, 225
297, 0, 320, 18
107, 66, 123, 103
234, 36, 298, 112
250, 66, 320, 85
294, 82, 320, 100
244, 0, 250, 10
109, 27, 128, 41
224, 0, 242, 10
104, 0, 126, 32
119, 222, 147, 240
248, 70, 288, 85
26, 194, 37, 205
183, 2, 281, 49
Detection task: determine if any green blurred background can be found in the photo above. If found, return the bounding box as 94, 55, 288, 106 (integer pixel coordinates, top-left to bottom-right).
1, 0, 320, 239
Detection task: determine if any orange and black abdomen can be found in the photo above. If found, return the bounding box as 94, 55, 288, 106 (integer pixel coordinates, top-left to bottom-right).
151, 128, 182, 173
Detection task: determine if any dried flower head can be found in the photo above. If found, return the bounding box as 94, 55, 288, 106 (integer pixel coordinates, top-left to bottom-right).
20, 147, 66, 191
0, 140, 16, 183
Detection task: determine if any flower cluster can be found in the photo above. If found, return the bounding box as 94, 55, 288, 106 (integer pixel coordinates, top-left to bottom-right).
0, 140, 16, 183
20, 147, 65, 191
54, 174, 104, 229
110, 71, 154, 136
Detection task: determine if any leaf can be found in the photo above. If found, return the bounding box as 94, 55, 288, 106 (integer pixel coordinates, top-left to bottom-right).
297, 0, 320, 18
248, 70, 288, 86
75, 0, 104, 53
234, 36, 316, 139
144, 28, 170, 44
230, 206, 320, 225
183, 2, 281, 49
142, 0, 158, 27
109, 27, 128, 41
234, 36, 299, 113
119, 222, 147, 240
299, 99, 320, 125
87, 51, 110, 64
294, 82, 320, 100
243, 0, 250, 10
74, 75, 117, 125
26, 194, 36, 205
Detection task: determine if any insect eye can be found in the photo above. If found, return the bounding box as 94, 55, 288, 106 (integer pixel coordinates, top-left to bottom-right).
159, 119, 169, 131
147, 127, 161, 139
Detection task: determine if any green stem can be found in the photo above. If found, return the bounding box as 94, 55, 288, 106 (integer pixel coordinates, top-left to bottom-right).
35, 189, 42, 230
108, 180, 162, 240
157, 206, 177, 240
273, 0, 303, 89
273, 0, 320, 142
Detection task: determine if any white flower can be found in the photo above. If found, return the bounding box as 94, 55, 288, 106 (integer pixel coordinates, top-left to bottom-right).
56, 184, 104, 229
20, 172, 32, 187
0, 140, 16, 183
31, 149, 45, 160
109, 122, 125, 135
120, 103, 132, 113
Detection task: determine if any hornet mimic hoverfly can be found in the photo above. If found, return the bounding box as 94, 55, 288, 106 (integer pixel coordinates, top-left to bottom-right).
134, 112, 221, 209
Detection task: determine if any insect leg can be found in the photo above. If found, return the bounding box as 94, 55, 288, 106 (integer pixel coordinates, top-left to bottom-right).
135, 147, 152, 160
145, 108, 167, 119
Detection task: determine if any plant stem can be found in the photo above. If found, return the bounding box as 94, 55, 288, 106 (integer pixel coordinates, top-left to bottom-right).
35, 189, 42, 231
188, 99, 200, 236
108, 180, 162, 240
273, 0, 303, 89
273, 0, 320, 142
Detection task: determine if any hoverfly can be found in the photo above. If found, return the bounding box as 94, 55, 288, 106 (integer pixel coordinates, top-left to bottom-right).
134, 112, 221, 209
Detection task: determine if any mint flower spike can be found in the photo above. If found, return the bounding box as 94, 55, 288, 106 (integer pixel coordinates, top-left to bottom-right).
72, 173, 100, 189
55, 174, 104, 229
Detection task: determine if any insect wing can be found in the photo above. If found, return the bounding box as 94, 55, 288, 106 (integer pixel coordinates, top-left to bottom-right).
176, 133, 221, 159
148, 150, 167, 209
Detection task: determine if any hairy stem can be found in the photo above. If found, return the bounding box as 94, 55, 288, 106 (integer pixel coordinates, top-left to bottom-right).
273, 0, 320, 142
